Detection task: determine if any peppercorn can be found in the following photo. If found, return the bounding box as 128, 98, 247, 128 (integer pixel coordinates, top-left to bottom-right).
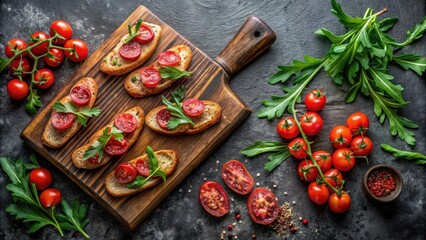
236, 214, 241, 220
302, 219, 309, 225
290, 227, 297, 233
251, 234, 257, 239
228, 225, 233, 230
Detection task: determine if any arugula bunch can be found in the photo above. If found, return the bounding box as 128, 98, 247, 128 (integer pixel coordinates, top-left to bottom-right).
0, 155, 90, 238
52, 101, 101, 127
83, 126, 124, 163
161, 85, 195, 129
259, 0, 426, 146
127, 146, 167, 188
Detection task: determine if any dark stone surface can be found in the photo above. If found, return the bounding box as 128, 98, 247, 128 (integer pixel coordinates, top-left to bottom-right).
0, 0, 425, 239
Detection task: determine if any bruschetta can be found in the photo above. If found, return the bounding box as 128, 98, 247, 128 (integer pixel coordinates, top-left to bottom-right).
42, 77, 99, 148
105, 147, 178, 197
72, 106, 144, 169
100, 20, 162, 75
124, 45, 192, 98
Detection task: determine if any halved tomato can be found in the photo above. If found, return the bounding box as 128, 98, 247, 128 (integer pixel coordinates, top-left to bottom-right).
104, 137, 128, 155
156, 108, 172, 130
114, 113, 138, 133
198, 181, 230, 217
221, 160, 254, 195
70, 85, 91, 106
135, 159, 150, 177
51, 111, 75, 130
135, 24, 154, 44
183, 98, 205, 117
247, 188, 279, 225
157, 51, 181, 66
114, 163, 137, 184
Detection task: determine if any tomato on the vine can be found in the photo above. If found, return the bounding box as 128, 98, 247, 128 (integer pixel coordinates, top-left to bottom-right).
7, 79, 29, 100
43, 48, 65, 67
288, 138, 308, 159
10, 57, 31, 77
5, 38, 27, 58
29, 168, 53, 191
297, 160, 319, 182
324, 169, 344, 191
307, 182, 329, 205
64, 39, 89, 62
29, 32, 50, 56
332, 148, 356, 172
50, 20, 73, 45
346, 112, 369, 135
329, 125, 353, 149
312, 150, 332, 173
34, 68, 55, 89
329, 192, 351, 213
39, 188, 62, 208
300, 112, 323, 136
304, 88, 326, 112
350, 135, 373, 156
276, 117, 299, 140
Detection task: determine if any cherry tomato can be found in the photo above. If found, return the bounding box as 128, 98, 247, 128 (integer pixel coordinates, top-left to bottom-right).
114, 113, 138, 133
87, 153, 105, 164
29, 32, 50, 56
350, 135, 373, 156
70, 85, 92, 106
304, 88, 326, 112
199, 181, 230, 217
7, 79, 29, 100
114, 162, 137, 184
136, 159, 150, 177
324, 169, 344, 191
307, 182, 329, 205
329, 125, 353, 149
43, 48, 65, 67
29, 168, 52, 190
50, 20, 73, 45
346, 112, 369, 135
34, 68, 55, 89
288, 138, 308, 159
183, 98, 205, 117
105, 137, 128, 155
51, 111, 75, 130
5, 38, 27, 58
157, 51, 181, 66
10, 57, 31, 76
312, 150, 332, 173
135, 24, 154, 44
119, 40, 140, 61
329, 192, 351, 213
332, 148, 356, 172
247, 188, 279, 225
297, 160, 319, 182
64, 39, 89, 62
140, 67, 161, 88
300, 112, 323, 136
221, 160, 254, 195
276, 117, 299, 140
39, 188, 62, 208
156, 108, 172, 130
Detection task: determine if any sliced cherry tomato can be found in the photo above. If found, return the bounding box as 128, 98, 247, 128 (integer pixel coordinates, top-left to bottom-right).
288, 138, 308, 159
312, 150, 332, 173
276, 117, 299, 140
140, 67, 161, 88
10, 57, 31, 76
307, 182, 329, 205
297, 160, 319, 182
70, 85, 92, 106
64, 39, 89, 62
87, 153, 106, 164
247, 188, 279, 225
157, 51, 181, 66
136, 159, 150, 177
199, 181, 230, 217
114, 113, 138, 133
104, 137, 128, 155
183, 98, 205, 117
156, 108, 172, 130
39, 188, 62, 208
29, 32, 50, 56
50, 20, 73, 45
5, 38, 27, 58
114, 162, 137, 184
300, 112, 323, 136
29, 168, 53, 191
304, 88, 326, 112
7, 79, 29, 100
34, 68, 55, 89
119, 40, 141, 61
350, 135, 373, 156
329, 125, 353, 149
221, 160, 254, 195
43, 48, 65, 67
332, 148, 356, 172
135, 24, 154, 44
329, 192, 351, 213
51, 111, 75, 130
324, 169, 344, 192
346, 112, 369, 135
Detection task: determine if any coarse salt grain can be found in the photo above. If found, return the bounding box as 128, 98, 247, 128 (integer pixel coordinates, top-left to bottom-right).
284, 192, 288, 195
233, 222, 237, 226
188, 189, 191, 193
256, 183, 260, 186
273, 184, 277, 188
256, 173, 260, 177
292, 201, 296, 205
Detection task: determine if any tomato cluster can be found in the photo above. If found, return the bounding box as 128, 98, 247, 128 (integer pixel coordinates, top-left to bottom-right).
29, 168, 62, 209
3, 20, 89, 100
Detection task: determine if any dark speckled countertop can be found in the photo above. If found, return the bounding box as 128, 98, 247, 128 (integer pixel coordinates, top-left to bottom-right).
0, 0, 425, 239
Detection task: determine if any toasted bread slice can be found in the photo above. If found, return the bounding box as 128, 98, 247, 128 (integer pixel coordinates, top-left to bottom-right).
42, 77, 98, 148
145, 100, 222, 135
124, 45, 192, 98
105, 150, 178, 197
100, 22, 162, 75
72, 106, 145, 169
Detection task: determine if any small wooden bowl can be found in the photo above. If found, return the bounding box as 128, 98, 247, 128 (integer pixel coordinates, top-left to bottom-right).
362, 164, 403, 203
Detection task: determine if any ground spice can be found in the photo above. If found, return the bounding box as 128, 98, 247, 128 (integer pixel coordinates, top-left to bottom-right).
270, 202, 297, 235
367, 170, 396, 197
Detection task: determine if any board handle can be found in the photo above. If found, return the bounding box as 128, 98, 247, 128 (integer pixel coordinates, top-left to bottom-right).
215, 16, 276, 77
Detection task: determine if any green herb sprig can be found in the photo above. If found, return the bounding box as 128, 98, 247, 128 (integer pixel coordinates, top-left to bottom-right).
52, 101, 101, 127
381, 144, 426, 165
241, 141, 291, 171
83, 126, 124, 163
161, 85, 195, 129
159, 67, 192, 80
124, 19, 143, 44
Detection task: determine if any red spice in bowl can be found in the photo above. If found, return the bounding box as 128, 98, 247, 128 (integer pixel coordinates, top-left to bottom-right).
367, 170, 396, 197
362, 164, 403, 203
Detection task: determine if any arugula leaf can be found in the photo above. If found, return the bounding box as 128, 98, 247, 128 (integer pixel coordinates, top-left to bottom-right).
393, 54, 426, 76
379, 17, 398, 32
330, 0, 364, 28
6, 204, 56, 233
25, 88, 42, 115
52, 101, 101, 127
171, 85, 187, 103
162, 86, 195, 129
159, 67, 192, 80
269, 55, 324, 84
368, 68, 404, 103
0, 57, 12, 72
241, 141, 290, 172
55, 200, 90, 238
393, 16, 426, 47
381, 144, 426, 165
83, 126, 124, 162
124, 19, 143, 44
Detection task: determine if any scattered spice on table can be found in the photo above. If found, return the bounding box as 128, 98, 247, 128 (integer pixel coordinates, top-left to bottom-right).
270, 202, 298, 235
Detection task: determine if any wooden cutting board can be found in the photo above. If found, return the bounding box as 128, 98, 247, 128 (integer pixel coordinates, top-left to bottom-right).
21, 5, 276, 230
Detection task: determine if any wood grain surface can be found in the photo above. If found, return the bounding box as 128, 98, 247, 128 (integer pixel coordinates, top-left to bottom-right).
20, 6, 275, 229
